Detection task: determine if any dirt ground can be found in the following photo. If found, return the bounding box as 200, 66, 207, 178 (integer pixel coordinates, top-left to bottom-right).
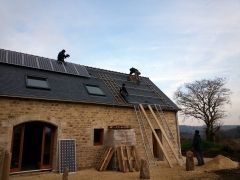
9, 156, 239, 180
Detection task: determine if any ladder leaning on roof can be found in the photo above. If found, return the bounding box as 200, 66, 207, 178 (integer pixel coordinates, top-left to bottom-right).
138, 104, 174, 168
134, 105, 156, 167
97, 72, 127, 104
135, 104, 183, 167
153, 104, 178, 148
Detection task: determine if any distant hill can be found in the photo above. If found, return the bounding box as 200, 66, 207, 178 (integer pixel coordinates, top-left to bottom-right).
179, 125, 240, 139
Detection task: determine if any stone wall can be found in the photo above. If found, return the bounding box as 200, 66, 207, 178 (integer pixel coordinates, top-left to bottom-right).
0, 97, 180, 171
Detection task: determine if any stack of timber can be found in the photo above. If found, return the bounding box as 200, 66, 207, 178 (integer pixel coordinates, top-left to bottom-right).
97, 146, 139, 172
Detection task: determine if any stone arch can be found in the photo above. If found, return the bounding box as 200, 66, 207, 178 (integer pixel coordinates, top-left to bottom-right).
11, 113, 60, 128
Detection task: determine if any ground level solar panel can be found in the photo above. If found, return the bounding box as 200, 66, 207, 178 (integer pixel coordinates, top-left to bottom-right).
58, 139, 77, 173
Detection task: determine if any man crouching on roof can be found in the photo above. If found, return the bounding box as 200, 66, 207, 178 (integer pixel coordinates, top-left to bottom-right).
57, 49, 70, 64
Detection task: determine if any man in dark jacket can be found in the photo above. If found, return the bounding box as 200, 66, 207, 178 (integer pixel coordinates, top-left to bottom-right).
120, 83, 129, 102
192, 130, 204, 166
57, 49, 70, 63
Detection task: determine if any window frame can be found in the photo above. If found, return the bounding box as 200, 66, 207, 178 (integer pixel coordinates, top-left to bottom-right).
84, 84, 106, 96
93, 128, 104, 146
25, 75, 50, 90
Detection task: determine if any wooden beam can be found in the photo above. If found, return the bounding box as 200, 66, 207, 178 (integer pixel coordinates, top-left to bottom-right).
139, 104, 173, 168
148, 105, 182, 166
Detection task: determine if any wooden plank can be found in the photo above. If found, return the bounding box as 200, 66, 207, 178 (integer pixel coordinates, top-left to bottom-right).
148, 105, 182, 166
116, 147, 124, 172
125, 146, 133, 172
132, 146, 140, 171
139, 104, 173, 168
102, 148, 114, 171
97, 147, 113, 171
120, 146, 127, 172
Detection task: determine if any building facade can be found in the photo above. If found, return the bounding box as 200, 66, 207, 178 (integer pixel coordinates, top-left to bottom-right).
0, 49, 181, 173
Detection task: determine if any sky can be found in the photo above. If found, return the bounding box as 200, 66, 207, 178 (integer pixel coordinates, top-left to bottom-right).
0, 0, 239, 125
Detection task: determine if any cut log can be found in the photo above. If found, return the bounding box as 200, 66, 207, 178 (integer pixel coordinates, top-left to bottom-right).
140, 159, 150, 179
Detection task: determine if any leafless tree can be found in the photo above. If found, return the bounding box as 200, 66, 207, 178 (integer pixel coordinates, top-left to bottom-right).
174, 78, 231, 141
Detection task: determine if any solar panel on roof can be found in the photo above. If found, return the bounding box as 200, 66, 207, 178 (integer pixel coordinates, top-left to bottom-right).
75, 64, 90, 77
0, 49, 90, 78
0, 49, 7, 63
38, 57, 53, 71
8, 51, 22, 66
51, 60, 66, 73
23, 54, 38, 68
64, 63, 79, 75
58, 139, 77, 173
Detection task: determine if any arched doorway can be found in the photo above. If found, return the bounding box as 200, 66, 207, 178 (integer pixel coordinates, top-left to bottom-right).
10, 121, 57, 172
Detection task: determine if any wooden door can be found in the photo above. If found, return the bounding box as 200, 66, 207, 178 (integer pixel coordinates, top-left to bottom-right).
10, 125, 25, 172
152, 129, 164, 161
39, 126, 55, 169
11, 122, 56, 172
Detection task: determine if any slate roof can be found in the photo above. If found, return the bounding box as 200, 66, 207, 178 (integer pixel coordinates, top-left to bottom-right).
0, 49, 179, 111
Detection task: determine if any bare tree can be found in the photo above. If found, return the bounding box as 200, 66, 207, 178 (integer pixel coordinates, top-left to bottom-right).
174, 78, 231, 141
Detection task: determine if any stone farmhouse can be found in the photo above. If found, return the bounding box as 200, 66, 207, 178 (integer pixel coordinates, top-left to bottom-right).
0, 49, 182, 174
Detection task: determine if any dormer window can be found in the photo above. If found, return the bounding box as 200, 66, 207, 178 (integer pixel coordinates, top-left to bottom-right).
26, 75, 50, 90
85, 85, 105, 96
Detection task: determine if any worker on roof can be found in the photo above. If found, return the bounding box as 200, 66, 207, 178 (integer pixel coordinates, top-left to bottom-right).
130, 67, 141, 76
129, 67, 141, 83
120, 83, 129, 102
57, 49, 70, 64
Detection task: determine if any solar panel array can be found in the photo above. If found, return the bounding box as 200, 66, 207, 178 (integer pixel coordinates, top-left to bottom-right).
0, 49, 90, 78
58, 139, 77, 173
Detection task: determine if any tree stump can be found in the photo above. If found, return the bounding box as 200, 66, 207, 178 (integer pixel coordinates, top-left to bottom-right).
140, 159, 150, 179
2, 150, 11, 180
62, 168, 69, 180
186, 150, 194, 171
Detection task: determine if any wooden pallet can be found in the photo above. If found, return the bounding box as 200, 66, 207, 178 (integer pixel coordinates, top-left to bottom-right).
97, 146, 139, 172
116, 146, 139, 172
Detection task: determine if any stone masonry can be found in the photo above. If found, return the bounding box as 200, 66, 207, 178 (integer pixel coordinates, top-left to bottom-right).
0, 97, 180, 171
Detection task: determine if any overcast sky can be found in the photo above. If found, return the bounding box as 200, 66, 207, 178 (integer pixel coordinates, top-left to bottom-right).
0, 0, 239, 125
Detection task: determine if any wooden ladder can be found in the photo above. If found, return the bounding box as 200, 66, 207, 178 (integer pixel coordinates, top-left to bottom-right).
97, 72, 126, 104
146, 104, 183, 166
134, 105, 156, 167
153, 104, 183, 160
153, 104, 177, 146
138, 104, 173, 168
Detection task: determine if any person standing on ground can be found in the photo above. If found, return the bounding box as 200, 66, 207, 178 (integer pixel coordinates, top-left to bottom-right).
192, 130, 205, 166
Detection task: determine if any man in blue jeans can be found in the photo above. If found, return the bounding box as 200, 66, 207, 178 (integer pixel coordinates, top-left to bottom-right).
192, 130, 204, 166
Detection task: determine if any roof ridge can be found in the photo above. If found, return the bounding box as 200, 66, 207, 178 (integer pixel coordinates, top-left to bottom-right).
1, 48, 149, 78
85, 65, 149, 79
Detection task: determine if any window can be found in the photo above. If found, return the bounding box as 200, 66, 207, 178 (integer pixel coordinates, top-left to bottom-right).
85, 85, 105, 96
26, 76, 50, 89
94, 129, 104, 146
